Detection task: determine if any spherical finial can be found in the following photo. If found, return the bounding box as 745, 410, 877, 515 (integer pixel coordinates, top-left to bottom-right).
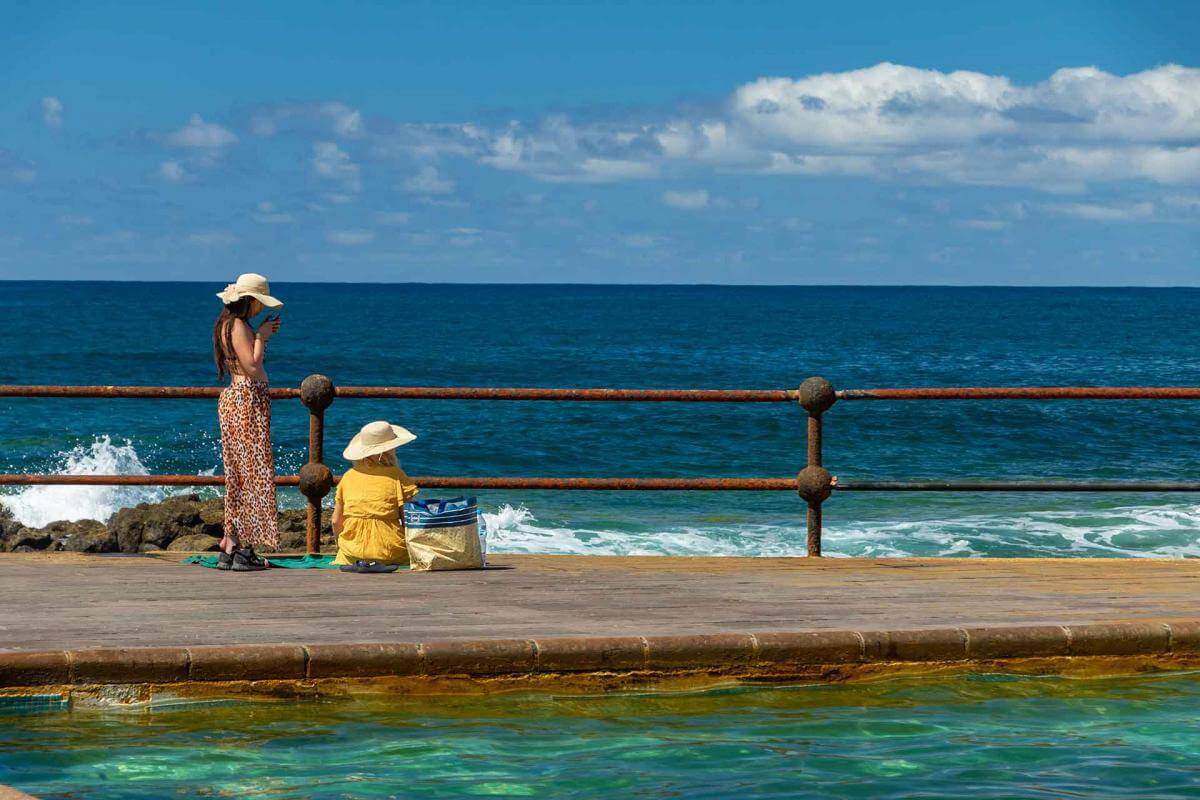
796, 465, 835, 506
300, 374, 335, 412
297, 462, 334, 501
798, 376, 836, 416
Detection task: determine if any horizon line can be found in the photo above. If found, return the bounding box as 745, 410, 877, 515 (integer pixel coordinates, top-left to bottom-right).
2, 279, 1199, 290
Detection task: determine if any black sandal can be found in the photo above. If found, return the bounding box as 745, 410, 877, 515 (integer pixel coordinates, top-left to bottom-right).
339, 560, 400, 574
231, 546, 269, 572
217, 550, 233, 570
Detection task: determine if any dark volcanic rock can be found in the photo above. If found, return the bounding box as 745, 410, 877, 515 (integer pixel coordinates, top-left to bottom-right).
0, 505, 30, 551
48, 519, 117, 553
6, 526, 52, 551
3, 495, 335, 554
166, 533, 221, 552
109, 493, 217, 552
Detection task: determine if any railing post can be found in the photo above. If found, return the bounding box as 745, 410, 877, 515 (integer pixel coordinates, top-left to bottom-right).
797, 376, 837, 557
298, 374, 335, 555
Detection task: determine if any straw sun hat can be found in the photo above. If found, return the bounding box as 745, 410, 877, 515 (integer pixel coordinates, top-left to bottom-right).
343, 420, 417, 461
216, 272, 283, 308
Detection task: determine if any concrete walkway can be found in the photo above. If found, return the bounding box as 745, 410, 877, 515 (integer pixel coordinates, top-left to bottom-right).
2, 553, 1199, 688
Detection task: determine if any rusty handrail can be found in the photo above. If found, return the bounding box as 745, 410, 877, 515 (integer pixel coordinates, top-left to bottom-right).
836, 480, 1200, 492
10, 376, 1200, 559
0, 474, 798, 490
9, 474, 1196, 494
838, 387, 1200, 400
0, 384, 795, 402
0, 385, 299, 399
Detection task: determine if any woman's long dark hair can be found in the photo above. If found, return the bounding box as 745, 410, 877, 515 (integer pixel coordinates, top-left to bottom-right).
213, 297, 258, 381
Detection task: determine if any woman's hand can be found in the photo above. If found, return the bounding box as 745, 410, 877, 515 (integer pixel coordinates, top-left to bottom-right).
256, 316, 282, 341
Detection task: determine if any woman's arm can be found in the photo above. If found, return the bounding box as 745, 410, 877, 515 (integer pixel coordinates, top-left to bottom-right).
229, 318, 274, 375
332, 500, 345, 536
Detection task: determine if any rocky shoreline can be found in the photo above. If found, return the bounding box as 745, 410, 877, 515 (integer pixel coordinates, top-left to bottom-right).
0, 495, 332, 553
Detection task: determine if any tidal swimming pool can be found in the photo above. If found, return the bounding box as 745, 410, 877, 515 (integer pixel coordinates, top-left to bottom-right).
3, 673, 1199, 799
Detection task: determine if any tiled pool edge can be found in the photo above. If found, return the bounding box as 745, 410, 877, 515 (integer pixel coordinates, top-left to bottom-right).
2, 620, 1198, 692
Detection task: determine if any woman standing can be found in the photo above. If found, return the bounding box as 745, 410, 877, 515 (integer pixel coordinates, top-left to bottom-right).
213, 273, 283, 571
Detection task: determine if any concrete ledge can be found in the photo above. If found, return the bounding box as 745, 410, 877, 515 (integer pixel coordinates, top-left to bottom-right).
534, 636, 647, 672
306, 643, 422, 679
187, 645, 307, 682
964, 625, 1070, 659
0, 652, 69, 687
71, 646, 189, 684
5, 620, 1200, 690
644, 634, 755, 670
1067, 622, 1171, 657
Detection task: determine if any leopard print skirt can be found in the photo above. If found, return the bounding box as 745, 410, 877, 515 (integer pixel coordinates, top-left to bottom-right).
218, 378, 279, 550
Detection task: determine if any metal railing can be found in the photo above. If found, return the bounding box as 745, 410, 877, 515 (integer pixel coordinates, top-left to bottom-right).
2, 375, 1199, 557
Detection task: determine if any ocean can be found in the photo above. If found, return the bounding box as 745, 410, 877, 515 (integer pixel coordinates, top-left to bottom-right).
3, 281, 1200, 559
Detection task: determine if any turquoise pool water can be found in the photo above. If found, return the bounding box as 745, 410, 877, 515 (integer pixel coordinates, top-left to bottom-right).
3, 673, 1200, 798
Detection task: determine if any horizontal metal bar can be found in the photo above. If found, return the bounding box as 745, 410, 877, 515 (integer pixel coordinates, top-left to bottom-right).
0, 474, 299, 486
0, 474, 799, 490
334, 386, 798, 402
11, 384, 1200, 403
7, 474, 1200, 493
411, 477, 798, 490
0, 385, 299, 400
0, 385, 796, 402
836, 480, 1200, 492
838, 387, 1200, 401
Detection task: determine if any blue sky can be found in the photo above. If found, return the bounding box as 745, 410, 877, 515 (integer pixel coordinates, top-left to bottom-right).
1, 0, 1198, 284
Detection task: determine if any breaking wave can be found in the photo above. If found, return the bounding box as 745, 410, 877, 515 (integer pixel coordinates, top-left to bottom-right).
4, 439, 1199, 559
0, 436, 173, 528
482, 503, 1200, 559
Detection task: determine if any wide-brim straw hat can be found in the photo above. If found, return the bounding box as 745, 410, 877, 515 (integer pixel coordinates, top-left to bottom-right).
343, 420, 417, 461
216, 272, 283, 308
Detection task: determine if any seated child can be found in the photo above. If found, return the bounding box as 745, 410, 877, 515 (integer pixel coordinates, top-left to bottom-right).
331, 420, 419, 568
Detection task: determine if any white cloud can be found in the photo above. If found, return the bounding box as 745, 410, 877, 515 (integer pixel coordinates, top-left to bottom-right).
477, 116, 660, 183
159, 160, 186, 182
1046, 201, 1155, 222
453, 63, 1200, 192
327, 229, 375, 245
662, 189, 710, 209
403, 165, 454, 194
252, 201, 293, 224
41, 97, 63, 129
250, 102, 364, 138
312, 142, 361, 192
546, 158, 657, 183
166, 114, 237, 148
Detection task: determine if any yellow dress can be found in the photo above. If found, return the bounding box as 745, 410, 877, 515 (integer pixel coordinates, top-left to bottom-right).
332, 463, 419, 565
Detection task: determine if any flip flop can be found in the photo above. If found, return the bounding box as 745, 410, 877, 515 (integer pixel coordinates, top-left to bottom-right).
339, 560, 400, 574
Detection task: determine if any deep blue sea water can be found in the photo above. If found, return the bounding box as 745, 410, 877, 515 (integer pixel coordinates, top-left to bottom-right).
3, 281, 1200, 558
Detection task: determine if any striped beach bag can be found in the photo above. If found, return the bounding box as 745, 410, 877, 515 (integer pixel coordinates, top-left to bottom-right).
403, 497, 486, 571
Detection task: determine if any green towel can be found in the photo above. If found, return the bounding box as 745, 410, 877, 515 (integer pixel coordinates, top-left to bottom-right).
183, 554, 338, 569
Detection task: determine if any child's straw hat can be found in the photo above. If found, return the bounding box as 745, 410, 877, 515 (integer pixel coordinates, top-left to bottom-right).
344, 420, 417, 461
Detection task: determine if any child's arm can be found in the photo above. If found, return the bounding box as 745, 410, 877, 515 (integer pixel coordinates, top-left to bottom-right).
332, 500, 345, 535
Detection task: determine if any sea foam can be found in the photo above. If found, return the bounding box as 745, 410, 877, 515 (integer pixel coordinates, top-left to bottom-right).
5, 439, 1200, 559
0, 436, 169, 528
